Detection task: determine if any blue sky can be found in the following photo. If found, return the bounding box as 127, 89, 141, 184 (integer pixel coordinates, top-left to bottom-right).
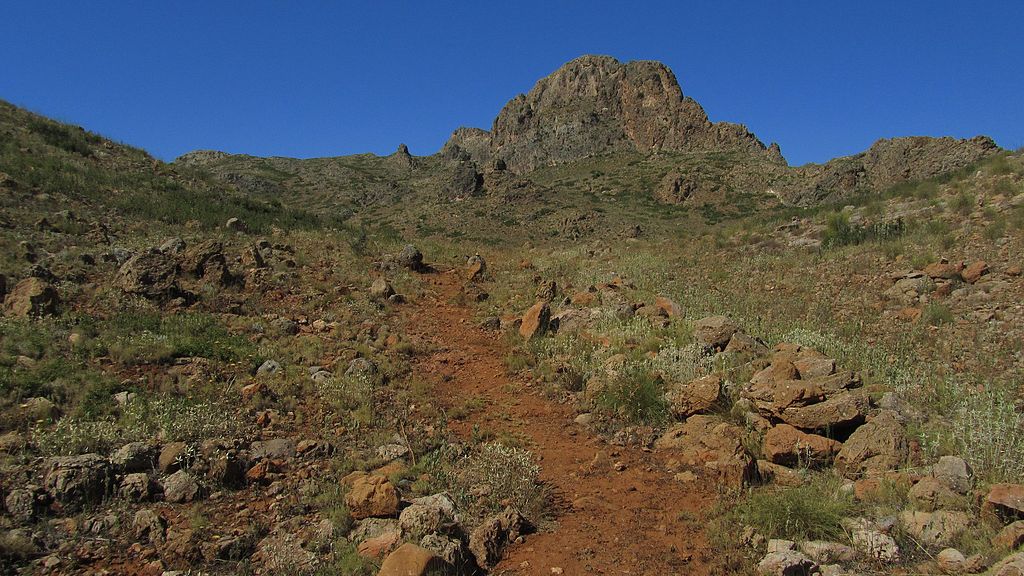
2, 2, 1021, 166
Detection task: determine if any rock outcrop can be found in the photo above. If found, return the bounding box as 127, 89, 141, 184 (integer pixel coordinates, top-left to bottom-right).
489, 55, 778, 173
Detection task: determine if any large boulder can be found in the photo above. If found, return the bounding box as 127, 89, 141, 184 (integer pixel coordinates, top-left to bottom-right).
762, 424, 841, 468
161, 470, 203, 503
4, 277, 59, 317
43, 454, 114, 512
396, 244, 425, 272
693, 315, 739, 351
378, 543, 446, 576
899, 510, 971, 547
181, 240, 234, 286
835, 411, 909, 478
345, 474, 400, 520
665, 374, 723, 419
116, 249, 187, 301
110, 442, 157, 473
654, 415, 755, 487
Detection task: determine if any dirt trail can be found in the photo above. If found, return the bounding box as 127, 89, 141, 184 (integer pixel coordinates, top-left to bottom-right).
402, 269, 716, 576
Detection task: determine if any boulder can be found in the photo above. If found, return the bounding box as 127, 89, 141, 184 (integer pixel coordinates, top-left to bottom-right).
133, 509, 167, 544
43, 454, 114, 512
900, 510, 971, 547
962, 261, 989, 284
931, 455, 972, 494
908, 476, 962, 512
119, 472, 154, 502
161, 470, 203, 503
994, 521, 1024, 550
4, 277, 59, 317
4, 489, 39, 522
158, 442, 189, 474
251, 438, 296, 461
159, 237, 186, 254
349, 517, 400, 545
756, 550, 817, 575
357, 530, 401, 560
798, 541, 855, 564
399, 495, 457, 538
116, 249, 186, 301
851, 528, 899, 562
835, 411, 909, 477
936, 548, 967, 573
519, 301, 551, 340
468, 507, 526, 569
779, 391, 869, 433
420, 533, 464, 566
654, 415, 755, 488
378, 543, 446, 576
762, 424, 841, 468
654, 296, 682, 318
693, 315, 739, 351
990, 552, 1024, 576
370, 276, 396, 299
665, 375, 723, 419
110, 442, 156, 473
923, 261, 964, 280
985, 484, 1024, 523
181, 240, 233, 286
396, 245, 425, 272
345, 474, 400, 520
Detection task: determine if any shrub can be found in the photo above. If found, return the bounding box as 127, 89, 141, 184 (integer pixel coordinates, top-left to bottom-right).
734, 473, 856, 541
596, 363, 669, 425
947, 386, 1024, 483
922, 303, 954, 326
437, 442, 546, 529
822, 212, 905, 248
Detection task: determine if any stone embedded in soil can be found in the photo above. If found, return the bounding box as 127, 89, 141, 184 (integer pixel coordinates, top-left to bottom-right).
378, 543, 445, 576
693, 315, 739, 351
664, 374, 723, 419
984, 484, 1024, 523
4, 277, 59, 317
762, 424, 841, 468
834, 411, 909, 478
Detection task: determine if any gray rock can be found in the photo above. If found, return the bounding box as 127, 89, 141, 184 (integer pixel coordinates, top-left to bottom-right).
932, 455, 972, 494
251, 438, 296, 460
399, 495, 457, 538
345, 358, 377, 380
4, 489, 38, 522
396, 244, 424, 271
257, 359, 281, 376
851, 529, 899, 562
133, 509, 167, 543
757, 550, 817, 576
349, 517, 399, 544
43, 454, 114, 512
159, 238, 186, 254
468, 507, 526, 569
110, 442, 156, 473
161, 470, 203, 503
119, 472, 154, 502
420, 533, 464, 566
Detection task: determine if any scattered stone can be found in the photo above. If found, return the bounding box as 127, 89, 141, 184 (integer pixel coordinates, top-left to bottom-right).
900, 510, 971, 547
420, 533, 464, 566
693, 315, 739, 351
519, 301, 551, 340
345, 474, 400, 520
665, 374, 723, 419
908, 476, 962, 512
345, 357, 378, 380
116, 249, 187, 302
377, 443, 410, 461
757, 550, 817, 575
378, 543, 446, 576
4, 489, 39, 522
358, 530, 402, 560
4, 277, 59, 316
225, 217, 247, 232
161, 470, 203, 503
936, 547, 967, 573
994, 521, 1024, 550
932, 455, 972, 494
469, 507, 526, 569
370, 276, 396, 299
256, 359, 281, 376
396, 244, 425, 272
962, 261, 989, 284
399, 496, 457, 538
852, 528, 899, 562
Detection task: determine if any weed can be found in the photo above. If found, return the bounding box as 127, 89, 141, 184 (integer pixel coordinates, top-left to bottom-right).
733, 472, 857, 541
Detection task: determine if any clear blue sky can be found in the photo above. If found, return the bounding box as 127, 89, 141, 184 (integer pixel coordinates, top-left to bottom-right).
2, 2, 1021, 166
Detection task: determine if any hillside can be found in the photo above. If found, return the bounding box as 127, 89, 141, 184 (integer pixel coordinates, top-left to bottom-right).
1, 55, 1024, 576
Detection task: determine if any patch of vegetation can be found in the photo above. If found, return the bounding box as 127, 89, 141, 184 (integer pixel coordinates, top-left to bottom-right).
595, 363, 669, 425
733, 473, 856, 541
822, 211, 905, 248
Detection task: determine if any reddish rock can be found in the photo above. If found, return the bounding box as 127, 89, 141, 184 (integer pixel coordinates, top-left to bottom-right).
994, 521, 1024, 550
654, 296, 682, 318
665, 375, 722, 418
654, 415, 755, 488
357, 530, 401, 560
519, 301, 551, 340
344, 474, 399, 520
4, 277, 59, 317
693, 315, 739, 351
984, 484, 1024, 523
378, 543, 445, 576
923, 261, 964, 280
763, 424, 841, 468
962, 260, 989, 284
835, 411, 909, 477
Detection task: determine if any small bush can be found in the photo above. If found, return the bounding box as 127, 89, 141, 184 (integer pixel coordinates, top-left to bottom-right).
596, 363, 669, 425
947, 386, 1024, 483
922, 303, 954, 326
822, 212, 905, 248
734, 473, 856, 541
437, 442, 546, 529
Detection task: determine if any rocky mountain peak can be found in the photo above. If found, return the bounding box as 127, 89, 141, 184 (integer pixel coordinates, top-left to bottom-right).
488, 55, 780, 172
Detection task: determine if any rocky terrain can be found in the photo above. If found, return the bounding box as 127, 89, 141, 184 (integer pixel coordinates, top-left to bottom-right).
2, 56, 1023, 576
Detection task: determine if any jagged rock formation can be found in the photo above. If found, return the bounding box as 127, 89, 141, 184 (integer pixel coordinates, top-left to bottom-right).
487, 55, 779, 173
781, 135, 998, 205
